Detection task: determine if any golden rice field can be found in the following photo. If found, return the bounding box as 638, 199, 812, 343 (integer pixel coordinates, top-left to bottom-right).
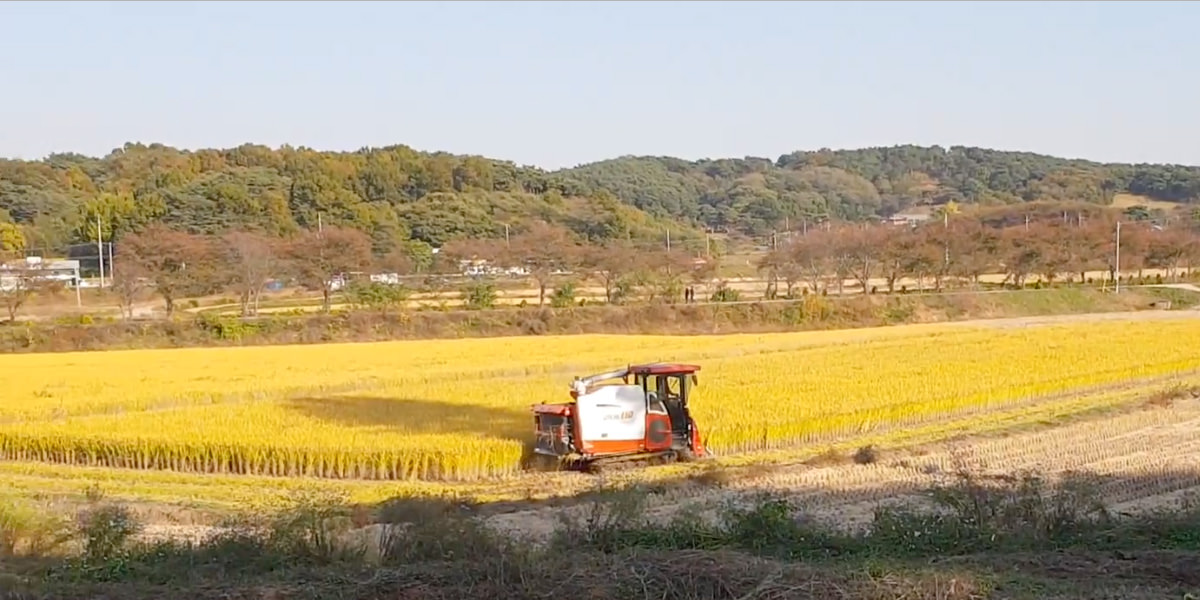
3, 318, 1200, 482
4, 370, 1196, 513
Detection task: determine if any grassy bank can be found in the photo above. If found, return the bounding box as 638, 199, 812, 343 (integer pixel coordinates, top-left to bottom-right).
2, 466, 1198, 600
2, 286, 1192, 354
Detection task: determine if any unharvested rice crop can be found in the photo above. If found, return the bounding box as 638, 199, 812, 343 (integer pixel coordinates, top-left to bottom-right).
3, 319, 1199, 482
0, 327, 943, 421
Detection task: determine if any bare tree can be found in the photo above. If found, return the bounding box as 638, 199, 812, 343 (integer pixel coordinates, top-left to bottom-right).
222, 230, 282, 317
640, 247, 694, 304
1069, 218, 1114, 283
1000, 226, 1042, 288
378, 246, 415, 278
947, 220, 999, 288
0, 252, 46, 322
1184, 232, 1200, 279
109, 250, 149, 319
844, 226, 883, 294
754, 247, 783, 299
503, 221, 581, 306
826, 226, 857, 295
117, 224, 225, 317
1116, 222, 1151, 280
581, 240, 639, 304
1145, 227, 1191, 281
283, 226, 374, 313
912, 224, 951, 292
789, 230, 833, 295
879, 226, 916, 293
1024, 222, 1072, 286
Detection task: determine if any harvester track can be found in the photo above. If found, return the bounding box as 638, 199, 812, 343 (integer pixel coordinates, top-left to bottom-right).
582, 450, 682, 474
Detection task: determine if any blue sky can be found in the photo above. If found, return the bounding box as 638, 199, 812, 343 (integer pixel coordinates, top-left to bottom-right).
1, 1, 1197, 169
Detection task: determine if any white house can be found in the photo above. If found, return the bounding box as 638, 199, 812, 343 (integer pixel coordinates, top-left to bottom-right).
0, 257, 82, 291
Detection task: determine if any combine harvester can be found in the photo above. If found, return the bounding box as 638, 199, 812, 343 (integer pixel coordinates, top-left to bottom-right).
529, 363, 710, 473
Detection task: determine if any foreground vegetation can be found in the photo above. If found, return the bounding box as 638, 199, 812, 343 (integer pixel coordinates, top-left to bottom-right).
2, 465, 1199, 600
3, 316, 1199, 484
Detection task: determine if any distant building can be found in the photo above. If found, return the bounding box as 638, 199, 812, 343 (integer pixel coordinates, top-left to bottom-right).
0, 256, 82, 291
458, 259, 528, 277
884, 212, 932, 226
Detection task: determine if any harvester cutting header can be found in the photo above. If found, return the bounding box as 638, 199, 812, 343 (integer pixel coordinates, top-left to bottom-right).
530, 362, 708, 472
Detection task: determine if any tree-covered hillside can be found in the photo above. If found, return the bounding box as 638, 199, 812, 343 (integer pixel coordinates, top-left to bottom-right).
2, 142, 1199, 255
560, 145, 1200, 236
0, 142, 697, 256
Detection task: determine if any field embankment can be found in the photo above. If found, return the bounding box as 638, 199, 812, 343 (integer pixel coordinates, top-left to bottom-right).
3, 285, 1193, 354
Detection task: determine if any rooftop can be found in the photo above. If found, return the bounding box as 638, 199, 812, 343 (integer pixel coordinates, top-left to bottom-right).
0, 256, 81, 271
628, 362, 701, 375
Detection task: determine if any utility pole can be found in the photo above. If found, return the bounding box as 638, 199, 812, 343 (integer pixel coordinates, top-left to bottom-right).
74, 262, 81, 308
1114, 221, 1122, 294
504, 223, 510, 246
95, 213, 105, 289
316, 212, 325, 292
665, 228, 671, 252
943, 209, 949, 268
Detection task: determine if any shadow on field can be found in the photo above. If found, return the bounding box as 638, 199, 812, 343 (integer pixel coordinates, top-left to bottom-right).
284, 395, 531, 443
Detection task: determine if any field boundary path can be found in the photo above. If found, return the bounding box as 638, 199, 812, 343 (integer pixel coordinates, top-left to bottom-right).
935, 306, 1200, 330
1148, 282, 1200, 294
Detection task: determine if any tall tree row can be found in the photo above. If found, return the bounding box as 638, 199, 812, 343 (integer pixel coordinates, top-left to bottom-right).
100, 219, 718, 316
757, 214, 1200, 296
85, 209, 1200, 322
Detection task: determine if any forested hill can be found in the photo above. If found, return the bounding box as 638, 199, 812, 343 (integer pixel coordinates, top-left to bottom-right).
0, 143, 694, 256
559, 146, 1200, 235
2, 142, 1199, 255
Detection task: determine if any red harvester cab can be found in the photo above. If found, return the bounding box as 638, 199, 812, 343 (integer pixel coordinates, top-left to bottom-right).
530, 363, 707, 472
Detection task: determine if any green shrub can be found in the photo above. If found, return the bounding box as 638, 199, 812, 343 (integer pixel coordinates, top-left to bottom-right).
0, 496, 72, 557
550, 281, 576, 308
463, 281, 497, 310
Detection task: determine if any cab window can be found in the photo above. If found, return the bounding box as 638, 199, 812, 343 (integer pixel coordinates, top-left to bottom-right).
647, 391, 667, 415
